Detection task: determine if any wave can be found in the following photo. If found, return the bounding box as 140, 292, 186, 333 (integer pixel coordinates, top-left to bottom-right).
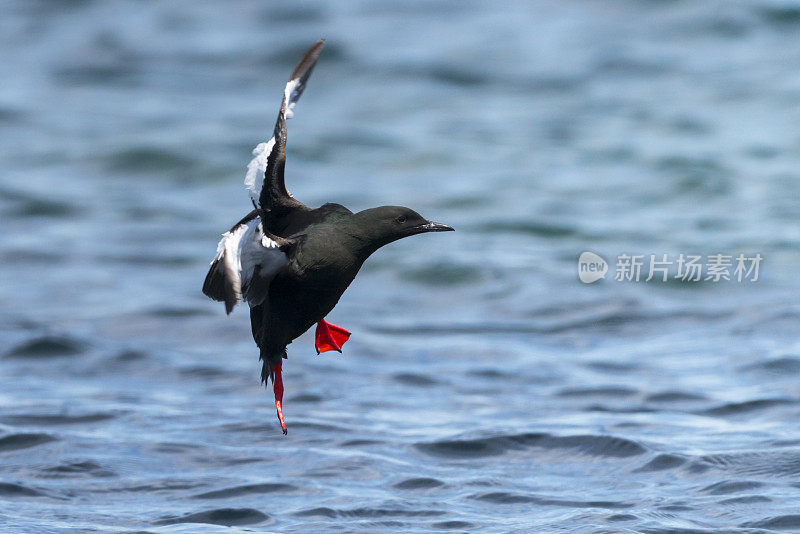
392, 477, 444, 490
0, 482, 47, 498
632, 454, 687, 473
471, 491, 633, 509
193, 483, 296, 499
5, 336, 85, 358
0, 433, 57, 452
294, 507, 446, 519
415, 432, 647, 459
154, 508, 270, 527
2, 412, 115, 426
698, 398, 795, 417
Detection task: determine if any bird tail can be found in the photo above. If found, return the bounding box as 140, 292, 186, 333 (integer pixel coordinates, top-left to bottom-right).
259, 347, 286, 385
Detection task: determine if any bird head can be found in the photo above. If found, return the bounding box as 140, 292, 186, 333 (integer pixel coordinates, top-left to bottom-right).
351, 206, 454, 253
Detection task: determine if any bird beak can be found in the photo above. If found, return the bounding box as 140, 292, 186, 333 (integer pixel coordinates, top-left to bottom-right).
416, 220, 455, 233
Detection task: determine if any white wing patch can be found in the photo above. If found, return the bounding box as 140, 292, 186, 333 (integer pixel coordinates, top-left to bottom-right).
244, 138, 276, 204
212, 218, 288, 309
284, 78, 301, 120
243, 77, 304, 204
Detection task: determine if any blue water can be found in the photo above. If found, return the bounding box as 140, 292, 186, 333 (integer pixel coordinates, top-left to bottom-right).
3, 1, 800, 532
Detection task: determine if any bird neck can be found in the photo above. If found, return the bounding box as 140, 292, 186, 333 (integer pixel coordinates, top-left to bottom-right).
344, 210, 394, 261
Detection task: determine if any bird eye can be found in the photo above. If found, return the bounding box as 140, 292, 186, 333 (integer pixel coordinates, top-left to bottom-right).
396, 215, 407, 224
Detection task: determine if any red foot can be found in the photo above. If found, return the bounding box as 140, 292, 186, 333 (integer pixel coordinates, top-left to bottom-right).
273, 360, 287, 435
315, 319, 351, 354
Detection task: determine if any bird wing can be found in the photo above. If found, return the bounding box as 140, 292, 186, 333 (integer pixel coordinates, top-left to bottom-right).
244, 40, 324, 217
205, 42, 322, 314
203, 212, 289, 314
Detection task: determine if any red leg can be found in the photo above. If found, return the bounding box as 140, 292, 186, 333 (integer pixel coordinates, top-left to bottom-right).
315, 319, 351, 354
273, 360, 287, 435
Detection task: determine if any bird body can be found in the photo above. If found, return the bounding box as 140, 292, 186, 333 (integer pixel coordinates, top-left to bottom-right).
203, 41, 452, 434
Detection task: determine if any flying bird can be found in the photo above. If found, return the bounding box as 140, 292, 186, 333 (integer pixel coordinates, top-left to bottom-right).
202, 40, 453, 434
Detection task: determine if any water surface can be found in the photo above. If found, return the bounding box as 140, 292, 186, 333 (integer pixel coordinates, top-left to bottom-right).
3, 1, 800, 532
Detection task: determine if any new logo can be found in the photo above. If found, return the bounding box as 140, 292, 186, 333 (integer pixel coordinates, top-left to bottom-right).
578, 252, 608, 284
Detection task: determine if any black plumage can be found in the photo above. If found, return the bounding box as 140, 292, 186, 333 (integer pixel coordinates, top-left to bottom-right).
202, 40, 453, 434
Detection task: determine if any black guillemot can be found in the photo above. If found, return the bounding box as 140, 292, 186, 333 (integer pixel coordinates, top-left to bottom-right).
202, 40, 453, 434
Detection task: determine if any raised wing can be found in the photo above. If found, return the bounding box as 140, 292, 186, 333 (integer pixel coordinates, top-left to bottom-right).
203, 212, 289, 314
244, 40, 324, 218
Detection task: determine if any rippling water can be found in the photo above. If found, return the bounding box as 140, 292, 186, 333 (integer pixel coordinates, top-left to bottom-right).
3, 1, 800, 532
